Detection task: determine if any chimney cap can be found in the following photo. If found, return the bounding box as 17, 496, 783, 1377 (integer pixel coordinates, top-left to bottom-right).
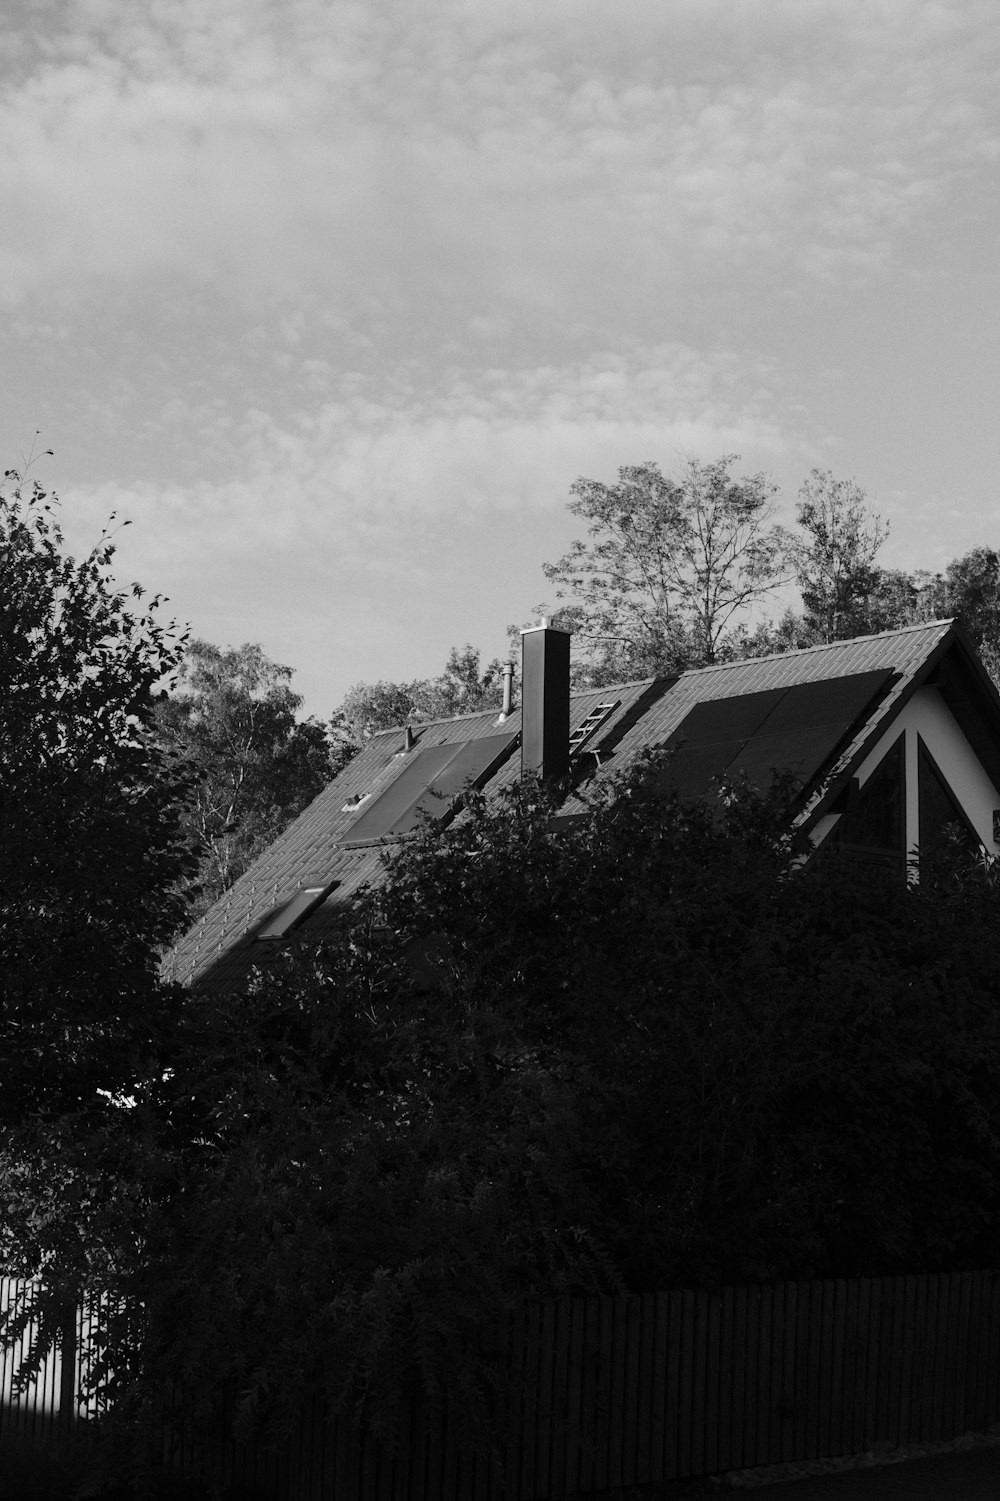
520, 618, 570, 636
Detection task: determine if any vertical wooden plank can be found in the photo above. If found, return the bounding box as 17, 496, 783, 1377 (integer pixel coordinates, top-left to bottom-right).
900, 1272, 924, 1446
662, 1291, 682, 1481
778, 1280, 797, 1463
827, 1276, 846, 1460
849, 1276, 871, 1458
870, 1278, 888, 1452
758, 1282, 776, 1468
589, 1296, 612, 1495
441, 1397, 462, 1501
839, 1278, 858, 1458
650, 1292, 669, 1484
964, 1272, 981, 1433
728, 1283, 748, 1472
943, 1272, 963, 1442
739, 1285, 759, 1472
810, 1277, 827, 1463
561, 1296, 585, 1494
518, 1301, 541, 1501
791, 1281, 811, 1463
635, 1293, 655, 1485
927, 1273, 946, 1444
534, 1298, 556, 1499
954, 1272, 973, 1437
861, 1275, 881, 1454
605, 1297, 628, 1492
57, 1300, 77, 1437
947, 1271, 966, 1439
571, 1297, 593, 1497
618, 1297, 640, 1487
301, 1395, 323, 1501
806, 1278, 825, 1462
567, 1298, 585, 1499
675, 1290, 696, 1479
898, 1275, 918, 1448
714, 1286, 735, 1474
979, 1273, 997, 1433
390, 1396, 412, 1501
881, 1277, 903, 1450
694, 1289, 713, 1478
978, 1269, 996, 1432
702, 1289, 721, 1477
501, 1306, 523, 1501
547, 1299, 570, 1501
968, 1272, 989, 1433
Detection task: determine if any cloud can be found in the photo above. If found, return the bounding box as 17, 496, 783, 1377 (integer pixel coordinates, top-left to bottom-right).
56, 343, 806, 579
1, 0, 997, 320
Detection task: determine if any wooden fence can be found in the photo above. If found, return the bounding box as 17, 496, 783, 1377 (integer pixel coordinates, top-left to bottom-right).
4, 1271, 1000, 1499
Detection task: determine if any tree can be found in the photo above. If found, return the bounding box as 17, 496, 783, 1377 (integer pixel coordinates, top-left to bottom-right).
0, 463, 197, 1449
0, 466, 194, 1123
332, 644, 507, 746
540, 455, 789, 682
916, 548, 1000, 684
791, 470, 895, 642
156, 640, 342, 915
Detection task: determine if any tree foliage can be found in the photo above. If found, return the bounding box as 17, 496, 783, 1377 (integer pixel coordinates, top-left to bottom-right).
917, 547, 1000, 684
790, 469, 896, 642
332, 643, 507, 746
0, 468, 194, 1125
540, 455, 789, 681
156, 640, 341, 915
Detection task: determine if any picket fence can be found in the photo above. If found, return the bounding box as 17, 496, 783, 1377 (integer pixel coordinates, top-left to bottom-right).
3, 1270, 1000, 1499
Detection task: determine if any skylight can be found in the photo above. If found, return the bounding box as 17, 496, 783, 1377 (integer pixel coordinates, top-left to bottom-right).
256, 884, 332, 941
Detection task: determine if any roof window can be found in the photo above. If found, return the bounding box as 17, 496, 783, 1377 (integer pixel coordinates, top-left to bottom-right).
256, 884, 333, 941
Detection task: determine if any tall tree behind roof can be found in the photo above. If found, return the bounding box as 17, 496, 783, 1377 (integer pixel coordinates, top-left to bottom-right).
332, 644, 506, 745
917, 546, 1000, 686
791, 469, 892, 642
540, 455, 790, 683
156, 640, 341, 917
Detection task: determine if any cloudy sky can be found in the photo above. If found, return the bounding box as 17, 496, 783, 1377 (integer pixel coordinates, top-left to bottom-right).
3, 0, 999, 715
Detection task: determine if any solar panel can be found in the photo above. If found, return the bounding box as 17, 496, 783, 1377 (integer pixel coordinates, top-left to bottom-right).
389, 734, 517, 835
727, 672, 895, 795
341, 743, 460, 844
659, 740, 748, 800
663, 688, 785, 750
727, 726, 852, 793
658, 671, 895, 804
342, 734, 517, 844
755, 671, 893, 735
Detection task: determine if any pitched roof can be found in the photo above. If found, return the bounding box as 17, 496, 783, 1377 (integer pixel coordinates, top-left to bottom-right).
163, 618, 972, 993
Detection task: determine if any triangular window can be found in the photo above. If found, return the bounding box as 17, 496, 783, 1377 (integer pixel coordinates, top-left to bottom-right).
917, 736, 978, 855
833, 733, 905, 871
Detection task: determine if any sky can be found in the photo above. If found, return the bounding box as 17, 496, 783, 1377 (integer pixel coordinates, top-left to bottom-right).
2, 0, 999, 718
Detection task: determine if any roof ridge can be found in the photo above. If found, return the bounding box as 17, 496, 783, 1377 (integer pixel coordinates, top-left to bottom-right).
675, 618, 955, 680
372, 704, 508, 737
564, 620, 955, 700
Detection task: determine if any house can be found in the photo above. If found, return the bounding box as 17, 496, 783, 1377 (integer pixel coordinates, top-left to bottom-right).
163, 618, 1000, 993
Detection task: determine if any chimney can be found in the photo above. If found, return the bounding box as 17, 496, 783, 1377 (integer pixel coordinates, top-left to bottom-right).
500, 661, 514, 719
520, 620, 570, 780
